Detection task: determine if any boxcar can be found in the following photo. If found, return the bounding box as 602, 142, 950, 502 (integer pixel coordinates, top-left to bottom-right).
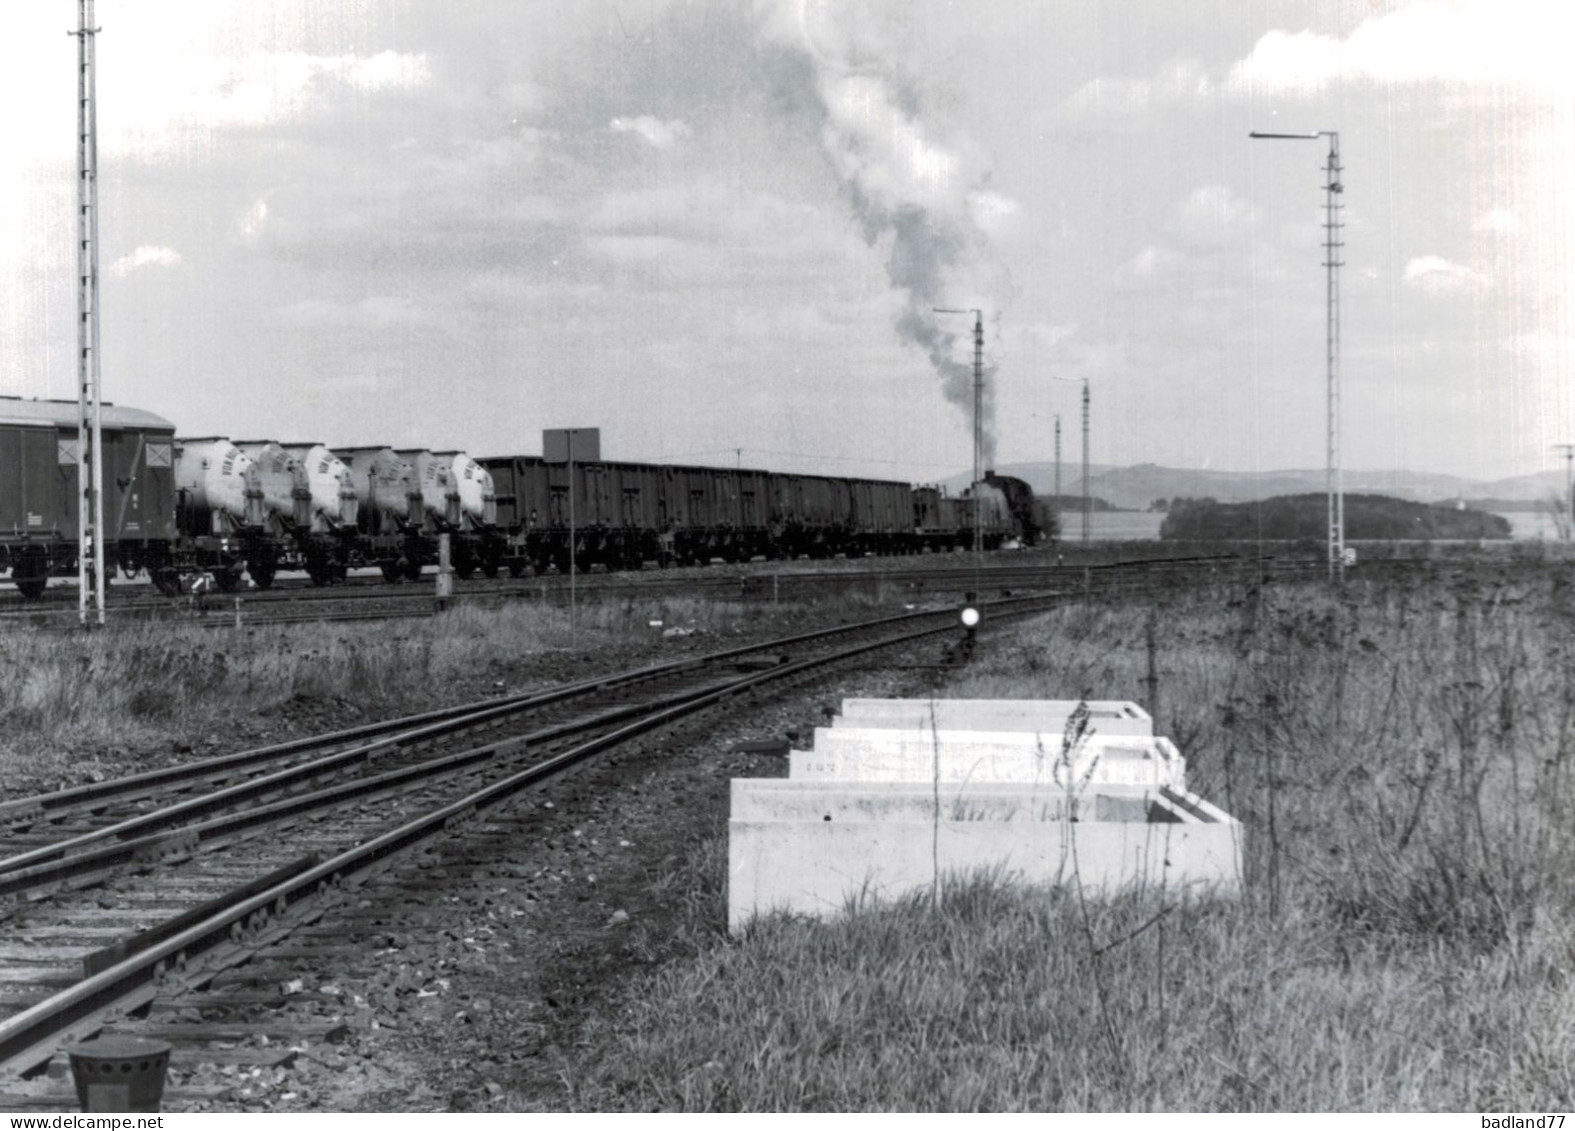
0, 398, 177, 596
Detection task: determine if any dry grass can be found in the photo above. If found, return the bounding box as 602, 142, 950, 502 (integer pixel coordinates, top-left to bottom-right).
0, 595, 808, 794
546, 566, 1575, 1111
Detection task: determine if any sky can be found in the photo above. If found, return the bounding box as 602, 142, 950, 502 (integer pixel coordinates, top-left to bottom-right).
2, 0, 1572, 484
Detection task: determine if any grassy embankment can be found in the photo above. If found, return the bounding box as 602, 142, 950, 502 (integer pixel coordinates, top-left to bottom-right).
552, 568, 1575, 1111
0, 594, 822, 795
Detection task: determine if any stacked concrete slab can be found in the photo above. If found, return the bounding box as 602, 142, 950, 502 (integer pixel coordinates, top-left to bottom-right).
728, 698, 1241, 932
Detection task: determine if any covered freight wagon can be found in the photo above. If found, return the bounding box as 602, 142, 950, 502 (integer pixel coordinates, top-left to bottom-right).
0, 398, 177, 597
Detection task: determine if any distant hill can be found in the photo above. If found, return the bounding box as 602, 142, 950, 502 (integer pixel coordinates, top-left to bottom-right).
946, 462, 1568, 511
1159, 493, 1512, 541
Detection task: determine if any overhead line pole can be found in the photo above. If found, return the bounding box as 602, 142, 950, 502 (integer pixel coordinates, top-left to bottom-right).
1054, 413, 1061, 535
1052, 376, 1089, 542
1250, 128, 1345, 584
72, 0, 106, 625
1081, 378, 1090, 543
1555, 444, 1575, 540
933, 307, 985, 557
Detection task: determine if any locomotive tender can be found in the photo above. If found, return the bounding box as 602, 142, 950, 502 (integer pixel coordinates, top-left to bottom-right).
0, 396, 1042, 597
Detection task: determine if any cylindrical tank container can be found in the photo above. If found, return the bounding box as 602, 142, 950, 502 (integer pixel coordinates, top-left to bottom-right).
434, 451, 497, 528
339, 447, 418, 532
281, 443, 359, 531
232, 442, 307, 527
399, 450, 459, 527
175, 439, 259, 533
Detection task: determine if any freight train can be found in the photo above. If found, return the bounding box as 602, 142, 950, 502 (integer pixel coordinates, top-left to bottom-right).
0, 397, 1048, 597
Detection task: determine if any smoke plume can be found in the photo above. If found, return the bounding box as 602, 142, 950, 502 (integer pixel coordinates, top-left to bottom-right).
761, 2, 1016, 471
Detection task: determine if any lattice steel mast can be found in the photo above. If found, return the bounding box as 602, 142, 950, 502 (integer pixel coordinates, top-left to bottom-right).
73, 0, 107, 624
1250, 128, 1344, 583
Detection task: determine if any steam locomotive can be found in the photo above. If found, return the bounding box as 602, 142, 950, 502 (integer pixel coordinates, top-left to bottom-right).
0, 397, 1047, 597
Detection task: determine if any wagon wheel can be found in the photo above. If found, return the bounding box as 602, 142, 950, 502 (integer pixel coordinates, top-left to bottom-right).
249, 550, 278, 590
12, 546, 48, 600
379, 560, 403, 583
403, 554, 423, 581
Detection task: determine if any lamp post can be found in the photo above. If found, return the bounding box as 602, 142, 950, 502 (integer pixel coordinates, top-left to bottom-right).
1052, 376, 1090, 542
933, 307, 985, 555
1250, 128, 1345, 583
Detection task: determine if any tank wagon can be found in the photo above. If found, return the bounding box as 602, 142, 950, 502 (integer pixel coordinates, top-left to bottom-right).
278, 442, 361, 582
0, 398, 1048, 597
336, 447, 501, 581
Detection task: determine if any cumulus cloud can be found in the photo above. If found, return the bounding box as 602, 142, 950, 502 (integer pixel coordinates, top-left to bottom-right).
109, 246, 183, 276
1404, 255, 1492, 295
113, 50, 432, 147
1227, 2, 1573, 95
1062, 0, 1575, 118
609, 115, 693, 149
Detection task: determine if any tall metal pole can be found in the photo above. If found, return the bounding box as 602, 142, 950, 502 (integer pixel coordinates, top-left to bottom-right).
73, 1, 106, 625
1323, 133, 1345, 584
568, 430, 576, 641
1051, 376, 1089, 542
933, 306, 985, 557
971, 310, 984, 556
1053, 413, 1061, 535
1555, 444, 1575, 540
1080, 378, 1090, 543
1250, 128, 1344, 584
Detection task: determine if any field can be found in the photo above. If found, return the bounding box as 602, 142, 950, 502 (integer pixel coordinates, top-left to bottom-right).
4, 565, 1572, 1111
548, 566, 1575, 1111
0, 595, 842, 798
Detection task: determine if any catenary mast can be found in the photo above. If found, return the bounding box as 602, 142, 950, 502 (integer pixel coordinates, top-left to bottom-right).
73, 0, 107, 624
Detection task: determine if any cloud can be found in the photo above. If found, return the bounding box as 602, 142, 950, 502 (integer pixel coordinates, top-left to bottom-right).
105, 50, 432, 158
609, 115, 692, 149
1227, 2, 1574, 95
1173, 184, 1251, 248
273, 295, 439, 330
109, 246, 183, 276
1403, 255, 1492, 295
1473, 208, 1521, 234
1115, 244, 1186, 286
1066, 60, 1215, 115
239, 198, 269, 243
1061, 0, 1575, 120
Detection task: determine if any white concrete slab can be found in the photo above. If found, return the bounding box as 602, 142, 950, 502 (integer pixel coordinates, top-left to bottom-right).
837, 698, 1152, 737
730, 778, 1156, 824
727, 809, 1242, 932
791, 728, 1185, 788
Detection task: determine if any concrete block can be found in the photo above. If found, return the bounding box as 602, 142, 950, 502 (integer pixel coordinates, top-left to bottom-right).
727, 782, 1241, 932
790, 727, 1185, 789
730, 778, 1157, 824
837, 698, 1152, 737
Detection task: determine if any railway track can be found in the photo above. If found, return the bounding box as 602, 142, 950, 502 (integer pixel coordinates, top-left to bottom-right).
0, 553, 1320, 630
0, 553, 1325, 1106
0, 592, 1092, 1086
